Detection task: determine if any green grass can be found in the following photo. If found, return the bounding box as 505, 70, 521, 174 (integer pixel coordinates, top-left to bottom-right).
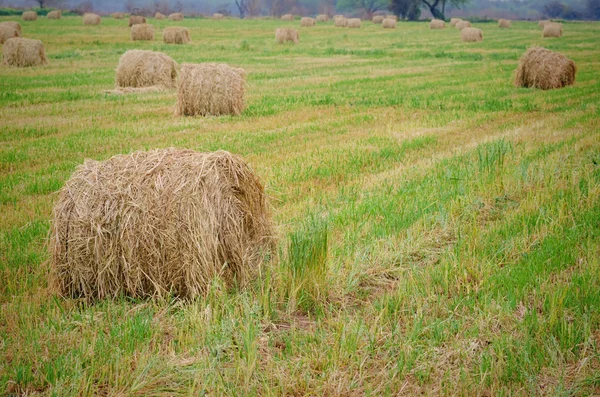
1, 15, 599, 396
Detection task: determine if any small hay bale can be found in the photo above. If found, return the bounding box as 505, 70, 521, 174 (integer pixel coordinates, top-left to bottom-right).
49, 148, 275, 300
514, 46, 575, 90
382, 18, 396, 28
115, 49, 177, 89
2, 37, 47, 67
316, 14, 329, 22
461, 27, 483, 42
300, 17, 315, 26
131, 23, 154, 41
213, 13, 224, 19
455, 20, 471, 30
0, 21, 22, 35
176, 63, 246, 116
112, 12, 125, 19
372, 15, 384, 23
129, 15, 146, 26
430, 18, 445, 29
275, 27, 299, 44
47, 10, 62, 19
347, 18, 361, 28
538, 20, 549, 28
498, 18, 511, 28
155, 12, 165, 19
163, 26, 191, 44
83, 13, 101, 25
22, 11, 37, 21
281, 14, 294, 21
334, 17, 347, 27
450, 17, 462, 26
169, 12, 184, 21
543, 23, 562, 37
0, 24, 20, 44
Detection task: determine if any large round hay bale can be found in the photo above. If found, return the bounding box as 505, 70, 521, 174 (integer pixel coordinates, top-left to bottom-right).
514, 46, 575, 90
131, 23, 154, 41
498, 18, 511, 28
0, 24, 21, 44
300, 17, 315, 26
83, 13, 101, 25
47, 10, 62, 19
275, 27, 299, 44
461, 27, 483, 42
112, 12, 125, 19
316, 14, 329, 22
22, 11, 38, 21
2, 37, 47, 67
334, 17, 348, 27
49, 148, 274, 300
382, 18, 396, 28
213, 13, 224, 19
163, 26, 190, 44
347, 18, 361, 28
455, 20, 471, 30
155, 12, 165, 19
430, 18, 445, 29
129, 15, 146, 26
169, 12, 184, 21
372, 15, 384, 23
281, 13, 294, 21
449, 17, 462, 27
0, 21, 22, 35
176, 63, 246, 116
543, 23, 562, 37
115, 50, 177, 89
538, 20, 549, 28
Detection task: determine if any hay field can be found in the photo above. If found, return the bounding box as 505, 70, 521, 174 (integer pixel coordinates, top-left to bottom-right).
1, 16, 600, 395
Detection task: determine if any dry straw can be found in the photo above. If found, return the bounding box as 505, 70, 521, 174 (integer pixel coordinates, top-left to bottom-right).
450, 17, 462, 26
213, 13, 224, 19
163, 27, 191, 44
334, 17, 348, 27
347, 18, 361, 28
83, 13, 101, 25
461, 27, 483, 42
49, 148, 275, 300
155, 12, 165, 19
169, 13, 184, 21
129, 15, 146, 26
514, 46, 575, 90
386, 15, 398, 20
0, 24, 20, 44
47, 10, 62, 19
176, 63, 246, 116
300, 17, 315, 26
382, 18, 396, 28
281, 14, 294, 21
333, 14, 344, 19
543, 23, 562, 37
131, 23, 154, 41
430, 19, 445, 29
22, 11, 37, 21
372, 15, 384, 23
498, 18, 511, 28
275, 27, 299, 44
2, 37, 47, 67
538, 20, 549, 28
316, 14, 328, 22
455, 20, 471, 30
112, 12, 125, 19
115, 50, 177, 90
0, 21, 22, 35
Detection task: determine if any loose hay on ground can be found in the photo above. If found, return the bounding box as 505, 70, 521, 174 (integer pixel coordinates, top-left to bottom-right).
316, 14, 328, 22
2, 37, 47, 67
514, 46, 576, 90
300, 17, 315, 26
430, 19, 445, 29
115, 49, 177, 89
372, 15, 384, 23
169, 13, 184, 21
163, 27, 191, 44
498, 19, 511, 28
455, 20, 471, 30
129, 15, 146, 26
47, 10, 62, 19
22, 11, 37, 21
382, 18, 396, 28
131, 23, 154, 41
461, 27, 483, 42
83, 13, 101, 25
0, 24, 20, 44
543, 23, 562, 37
347, 18, 361, 28
275, 27, 299, 44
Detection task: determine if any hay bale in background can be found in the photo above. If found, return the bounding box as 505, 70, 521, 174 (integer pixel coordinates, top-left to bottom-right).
169, 13, 184, 21
0, 24, 20, 44
83, 13, 101, 25
2, 37, 47, 67
450, 17, 462, 26
155, 12, 165, 19
430, 19, 445, 29
333, 14, 344, 19
316, 14, 329, 22
275, 27, 299, 44
22, 11, 37, 21
514, 46, 575, 90
386, 15, 398, 20
112, 12, 125, 19
281, 14, 294, 21
372, 15, 384, 23
131, 23, 154, 41
498, 18, 511, 28
49, 148, 274, 300
334, 17, 347, 27
382, 18, 396, 28
543, 23, 562, 37
129, 15, 146, 26
0, 21, 22, 35
115, 50, 177, 89
538, 20, 549, 28
213, 13, 224, 19
176, 63, 246, 116
347, 18, 361, 28
300, 17, 315, 26
47, 10, 62, 19
461, 27, 483, 42
455, 20, 471, 30
163, 27, 191, 44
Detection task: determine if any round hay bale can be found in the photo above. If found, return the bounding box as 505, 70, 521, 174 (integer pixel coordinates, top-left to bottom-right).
163, 26, 191, 44
169, 13, 184, 21
131, 23, 154, 41
300, 17, 315, 27
2, 37, 47, 67
213, 13, 224, 19
514, 46, 575, 90
334, 17, 348, 27
129, 15, 146, 26
461, 27, 483, 42
386, 15, 398, 20
430, 19, 445, 29
0, 24, 21, 44
281, 14, 294, 21
83, 13, 101, 25
22, 11, 37, 21
275, 27, 299, 44
49, 148, 275, 300
347, 18, 361, 28
449, 17, 462, 27
47, 10, 62, 19
316, 14, 329, 22
455, 20, 471, 30
112, 12, 125, 19
382, 18, 396, 28
155, 12, 165, 19
498, 18, 511, 28
372, 15, 384, 23
333, 14, 344, 19
538, 20, 550, 28
176, 63, 246, 116
115, 49, 177, 89
0, 21, 22, 35
543, 23, 562, 37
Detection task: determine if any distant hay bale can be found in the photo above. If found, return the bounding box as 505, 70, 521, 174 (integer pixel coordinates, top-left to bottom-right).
372, 15, 384, 23
300, 17, 315, 26
0, 21, 22, 35
169, 12, 184, 21
514, 46, 575, 90
543, 23, 562, 37
112, 12, 125, 19
49, 148, 275, 300
176, 63, 246, 116
0, 24, 20, 44
538, 20, 549, 28
382, 18, 396, 28
275, 27, 299, 44
22, 11, 37, 21
131, 23, 154, 41
129, 15, 146, 26
83, 13, 101, 25
213, 13, 224, 19
163, 26, 191, 44
455, 20, 471, 30
386, 15, 398, 20
316, 14, 328, 22
115, 50, 177, 89
155, 12, 165, 19
450, 17, 462, 26
430, 19, 445, 29
2, 37, 47, 67
498, 18, 511, 28
334, 17, 347, 27
47, 10, 62, 19
347, 18, 361, 28
333, 14, 344, 19
461, 27, 483, 42
281, 14, 293, 21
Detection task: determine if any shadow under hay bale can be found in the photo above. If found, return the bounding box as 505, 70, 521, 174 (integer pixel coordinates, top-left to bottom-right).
300, 17, 315, 26
461, 27, 483, 42
372, 15, 384, 23
281, 14, 294, 21
83, 13, 101, 25
213, 13, 224, 19
0, 24, 21, 44
347, 18, 361, 28
382, 18, 396, 28
455, 20, 471, 30
163, 27, 191, 44
2, 37, 47, 67
543, 23, 562, 37
155, 12, 165, 19
112, 12, 125, 19
514, 46, 575, 90
450, 17, 462, 27
49, 148, 275, 300
176, 63, 246, 116
430, 19, 445, 29
498, 19, 511, 28
47, 10, 62, 19
275, 27, 299, 44
131, 23, 154, 41
115, 50, 177, 90
22, 11, 37, 21
334, 17, 348, 27
129, 15, 146, 26
169, 13, 184, 21
316, 14, 328, 22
